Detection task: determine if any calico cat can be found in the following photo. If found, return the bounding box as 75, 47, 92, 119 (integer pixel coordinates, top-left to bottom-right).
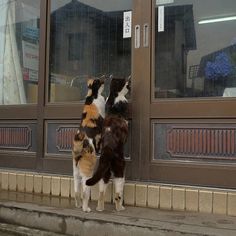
73, 76, 106, 211
80, 76, 106, 153
86, 76, 131, 212
72, 131, 96, 212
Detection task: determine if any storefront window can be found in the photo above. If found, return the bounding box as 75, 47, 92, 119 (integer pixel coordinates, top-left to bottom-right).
49, 0, 132, 103
0, 0, 40, 105
155, 0, 236, 98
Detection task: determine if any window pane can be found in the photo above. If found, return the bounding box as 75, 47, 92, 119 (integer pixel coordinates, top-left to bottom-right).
0, 0, 40, 105
49, 0, 132, 103
155, 0, 236, 98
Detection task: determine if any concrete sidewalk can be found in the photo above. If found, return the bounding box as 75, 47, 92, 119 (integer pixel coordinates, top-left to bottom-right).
0, 191, 236, 236
0, 222, 64, 236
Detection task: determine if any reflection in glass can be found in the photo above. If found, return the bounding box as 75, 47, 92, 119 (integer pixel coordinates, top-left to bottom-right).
49, 0, 132, 102
0, 0, 40, 104
155, 0, 236, 98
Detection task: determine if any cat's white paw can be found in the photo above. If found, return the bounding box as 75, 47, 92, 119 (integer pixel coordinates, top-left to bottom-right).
75, 202, 82, 208
75, 193, 82, 208
83, 207, 91, 213
116, 205, 125, 211
96, 206, 104, 212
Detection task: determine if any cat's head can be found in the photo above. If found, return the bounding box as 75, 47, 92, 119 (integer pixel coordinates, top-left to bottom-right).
109, 75, 131, 98
87, 75, 107, 98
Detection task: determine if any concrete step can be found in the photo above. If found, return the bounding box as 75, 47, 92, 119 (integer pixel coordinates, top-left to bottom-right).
0, 222, 63, 236
0, 191, 236, 236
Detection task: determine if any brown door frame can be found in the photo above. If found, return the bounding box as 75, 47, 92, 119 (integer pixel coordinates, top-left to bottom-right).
0, 0, 47, 171
35, 0, 141, 177
131, 0, 152, 181
3, 0, 235, 188
144, 0, 236, 188
36, 0, 86, 174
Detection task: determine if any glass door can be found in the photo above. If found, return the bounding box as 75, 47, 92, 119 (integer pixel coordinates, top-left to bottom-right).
38, 0, 145, 178
0, 0, 41, 170
148, 0, 236, 188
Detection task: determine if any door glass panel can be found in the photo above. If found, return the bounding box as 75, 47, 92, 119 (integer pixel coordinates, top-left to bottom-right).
154, 0, 236, 98
0, 0, 40, 105
49, 0, 132, 103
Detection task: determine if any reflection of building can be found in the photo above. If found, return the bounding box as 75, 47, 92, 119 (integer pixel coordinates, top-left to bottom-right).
50, 0, 131, 79
155, 5, 196, 98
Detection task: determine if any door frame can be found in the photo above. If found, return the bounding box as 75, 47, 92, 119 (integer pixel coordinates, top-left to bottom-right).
143, 0, 236, 188
35, 0, 145, 179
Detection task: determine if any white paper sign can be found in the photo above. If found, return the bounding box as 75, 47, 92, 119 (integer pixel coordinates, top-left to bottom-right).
22, 41, 39, 71
123, 11, 132, 38
158, 6, 164, 32
29, 70, 38, 82
156, 0, 174, 5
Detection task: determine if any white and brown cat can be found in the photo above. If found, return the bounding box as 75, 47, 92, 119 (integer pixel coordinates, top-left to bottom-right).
86, 76, 131, 212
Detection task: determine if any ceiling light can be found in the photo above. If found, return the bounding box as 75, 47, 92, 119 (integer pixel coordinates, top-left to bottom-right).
198, 16, 236, 24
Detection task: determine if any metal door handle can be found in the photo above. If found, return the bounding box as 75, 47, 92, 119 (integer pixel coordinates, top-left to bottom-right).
143, 23, 149, 47
134, 25, 140, 48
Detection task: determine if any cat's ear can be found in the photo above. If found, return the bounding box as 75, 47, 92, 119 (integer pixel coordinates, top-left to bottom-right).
99, 74, 111, 83
126, 75, 131, 82
126, 75, 131, 91
89, 145, 94, 154
99, 75, 107, 83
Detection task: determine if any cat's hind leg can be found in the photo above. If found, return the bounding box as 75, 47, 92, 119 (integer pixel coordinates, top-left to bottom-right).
114, 177, 125, 211
73, 159, 82, 208
81, 177, 91, 212
96, 179, 108, 211
96, 169, 111, 211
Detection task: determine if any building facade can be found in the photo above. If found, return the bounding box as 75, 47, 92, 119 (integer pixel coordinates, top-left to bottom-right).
0, 0, 236, 192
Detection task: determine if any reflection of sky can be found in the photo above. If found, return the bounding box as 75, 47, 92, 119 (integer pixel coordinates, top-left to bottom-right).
156, 0, 236, 83
51, 0, 132, 12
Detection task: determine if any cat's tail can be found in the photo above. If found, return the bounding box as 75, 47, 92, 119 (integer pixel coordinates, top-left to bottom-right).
86, 147, 111, 186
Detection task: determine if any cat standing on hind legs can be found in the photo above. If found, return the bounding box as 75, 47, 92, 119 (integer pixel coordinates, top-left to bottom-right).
72, 75, 107, 212
86, 76, 131, 212
72, 131, 96, 212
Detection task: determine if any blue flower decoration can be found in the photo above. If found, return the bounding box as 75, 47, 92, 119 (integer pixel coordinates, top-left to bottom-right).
205, 52, 233, 80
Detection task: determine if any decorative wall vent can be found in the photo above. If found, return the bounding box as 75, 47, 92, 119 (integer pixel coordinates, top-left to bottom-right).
0, 127, 32, 150
167, 127, 235, 159
56, 127, 78, 152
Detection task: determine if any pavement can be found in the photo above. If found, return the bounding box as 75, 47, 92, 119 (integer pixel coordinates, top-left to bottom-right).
0, 222, 64, 236
0, 190, 236, 236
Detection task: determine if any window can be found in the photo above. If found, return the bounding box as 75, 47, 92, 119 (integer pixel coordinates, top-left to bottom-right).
155, 0, 236, 98
0, 0, 40, 104
49, 0, 132, 103
68, 33, 86, 61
